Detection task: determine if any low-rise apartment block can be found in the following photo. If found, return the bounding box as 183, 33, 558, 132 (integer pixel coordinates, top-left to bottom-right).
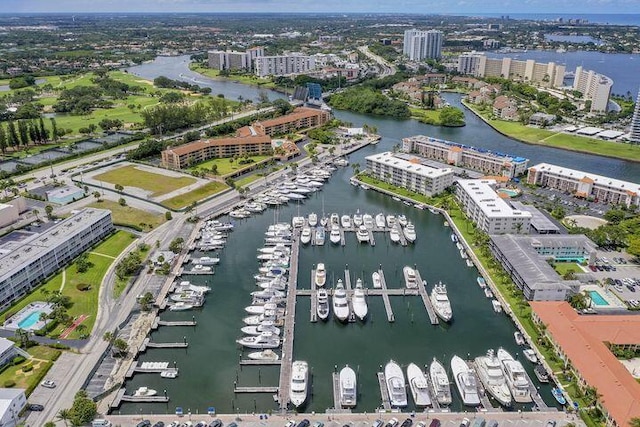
252, 107, 330, 136
527, 162, 640, 207
456, 179, 532, 235
0, 208, 113, 311
365, 152, 454, 197
402, 135, 529, 178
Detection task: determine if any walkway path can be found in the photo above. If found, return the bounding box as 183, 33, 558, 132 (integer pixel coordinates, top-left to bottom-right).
59, 269, 66, 292
59, 314, 89, 339
90, 251, 117, 260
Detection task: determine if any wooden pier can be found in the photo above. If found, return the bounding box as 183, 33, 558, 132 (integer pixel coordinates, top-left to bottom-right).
157, 320, 197, 327
468, 361, 500, 411
240, 359, 282, 366
344, 268, 352, 291
378, 268, 395, 322
398, 226, 408, 247
141, 338, 188, 350
234, 386, 279, 394
276, 233, 300, 410
185, 269, 214, 275
332, 372, 341, 410
310, 268, 317, 322
415, 269, 439, 325
339, 227, 346, 246
117, 389, 170, 403
368, 229, 376, 246
377, 371, 392, 410
297, 288, 418, 297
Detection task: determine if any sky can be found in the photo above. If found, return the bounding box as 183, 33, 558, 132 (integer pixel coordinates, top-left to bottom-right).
2, 0, 639, 14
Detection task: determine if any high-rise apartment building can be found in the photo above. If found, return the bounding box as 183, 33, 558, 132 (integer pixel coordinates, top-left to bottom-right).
458, 54, 565, 88
208, 47, 264, 72
457, 52, 485, 75
403, 29, 443, 61
629, 89, 640, 143
254, 55, 316, 77
573, 66, 613, 113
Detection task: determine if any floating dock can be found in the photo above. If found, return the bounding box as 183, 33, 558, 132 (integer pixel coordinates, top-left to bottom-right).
310, 268, 317, 322
339, 227, 346, 246
157, 320, 197, 327
239, 359, 282, 366
378, 268, 395, 322
332, 372, 341, 410
377, 371, 391, 410
423, 370, 440, 410
140, 338, 188, 351
234, 386, 279, 394
468, 361, 500, 411
415, 269, 439, 325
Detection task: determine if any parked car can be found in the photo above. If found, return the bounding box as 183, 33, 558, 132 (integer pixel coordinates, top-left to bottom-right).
386, 418, 399, 427
285, 420, 296, 427
41, 380, 56, 388
400, 419, 413, 427
209, 420, 223, 427
372, 420, 384, 427
152, 422, 165, 427
429, 420, 441, 427
136, 421, 151, 427
298, 419, 310, 427
460, 418, 470, 427
28, 403, 44, 411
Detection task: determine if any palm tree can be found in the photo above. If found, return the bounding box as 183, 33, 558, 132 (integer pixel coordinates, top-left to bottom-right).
629, 417, 640, 427
56, 408, 71, 427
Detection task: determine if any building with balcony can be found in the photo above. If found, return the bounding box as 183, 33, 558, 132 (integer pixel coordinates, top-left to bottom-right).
573, 66, 613, 113
458, 54, 565, 88
252, 107, 330, 137
629, 89, 640, 143
403, 29, 443, 61
365, 151, 454, 197
255, 55, 316, 77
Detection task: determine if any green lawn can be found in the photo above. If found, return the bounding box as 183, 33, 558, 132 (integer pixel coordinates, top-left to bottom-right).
236, 174, 264, 187
553, 262, 582, 276
356, 173, 430, 204
410, 107, 443, 125
0, 231, 136, 339
190, 64, 277, 89
189, 155, 272, 176
88, 200, 166, 231
161, 181, 228, 210
94, 164, 197, 197
0, 345, 61, 395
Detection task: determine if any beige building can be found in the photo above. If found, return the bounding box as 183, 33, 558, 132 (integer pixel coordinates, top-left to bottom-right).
573, 66, 613, 113
459, 54, 566, 88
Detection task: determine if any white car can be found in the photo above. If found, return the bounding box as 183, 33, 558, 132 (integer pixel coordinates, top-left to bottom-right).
41, 380, 56, 388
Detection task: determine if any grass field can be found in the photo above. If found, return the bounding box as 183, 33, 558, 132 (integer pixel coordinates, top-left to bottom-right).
88, 200, 166, 230
0, 345, 61, 395
410, 108, 443, 125
189, 155, 272, 176
94, 164, 197, 197
190, 64, 277, 90
161, 181, 228, 210
235, 174, 264, 187
553, 262, 582, 276
0, 231, 135, 339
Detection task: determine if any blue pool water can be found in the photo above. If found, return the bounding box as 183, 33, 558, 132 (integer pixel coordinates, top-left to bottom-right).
589, 291, 609, 306
17, 311, 43, 329
497, 188, 521, 197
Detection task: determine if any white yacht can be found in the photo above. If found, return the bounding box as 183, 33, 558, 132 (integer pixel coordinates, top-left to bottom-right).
352, 279, 368, 321
247, 349, 279, 361
134, 387, 157, 397
389, 226, 401, 243
406, 363, 432, 407
474, 349, 512, 407
245, 302, 279, 315
330, 213, 340, 225
362, 214, 374, 229
160, 370, 178, 379
300, 226, 312, 245
315, 227, 325, 245
397, 215, 408, 227
308, 212, 318, 227
430, 282, 452, 322
169, 302, 194, 311
403, 266, 418, 289
353, 211, 363, 227
332, 279, 350, 322
492, 300, 503, 313
191, 256, 220, 265
289, 361, 309, 407
385, 360, 408, 408
241, 322, 281, 336
429, 358, 452, 406
236, 331, 280, 349
514, 331, 525, 346
497, 348, 532, 403
292, 216, 305, 228
375, 213, 386, 228
450, 355, 480, 407
523, 349, 538, 364
340, 215, 352, 229
339, 365, 357, 408
315, 263, 327, 287
317, 289, 330, 321
372, 271, 382, 289
403, 222, 416, 243
329, 224, 341, 245
356, 225, 370, 243
386, 215, 396, 228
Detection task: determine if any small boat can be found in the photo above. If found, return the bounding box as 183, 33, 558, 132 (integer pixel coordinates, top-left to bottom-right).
492, 300, 503, 313
534, 365, 549, 383
430, 282, 452, 322
300, 226, 312, 245
397, 215, 407, 227
356, 225, 370, 243
403, 266, 418, 289
292, 216, 305, 228
245, 302, 278, 315
308, 212, 318, 227
330, 213, 340, 225
474, 349, 512, 407
497, 348, 532, 403
363, 214, 374, 229
429, 358, 452, 406
241, 323, 281, 336
451, 233, 458, 243
352, 279, 368, 320
160, 370, 178, 379
134, 387, 157, 397
406, 363, 432, 407
429, 208, 439, 215
392, 196, 401, 202
477, 277, 486, 288
403, 222, 416, 243
375, 213, 386, 228
340, 215, 352, 228
191, 256, 220, 265
317, 289, 330, 320
443, 221, 449, 227
523, 349, 538, 364
332, 279, 350, 322
385, 360, 408, 407
353, 211, 363, 227
290, 361, 309, 407
372, 271, 382, 289
339, 365, 357, 408
386, 215, 396, 228
459, 249, 468, 259
236, 331, 280, 349
315, 263, 327, 287
247, 349, 279, 361
451, 355, 480, 407
466, 259, 474, 267
514, 331, 526, 346
389, 226, 401, 243
484, 288, 494, 298
315, 227, 325, 245
329, 224, 341, 244
169, 302, 194, 311
552, 387, 566, 405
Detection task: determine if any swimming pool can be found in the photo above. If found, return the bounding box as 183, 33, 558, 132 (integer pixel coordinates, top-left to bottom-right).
17, 310, 44, 329
589, 290, 609, 306
497, 188, 521, 197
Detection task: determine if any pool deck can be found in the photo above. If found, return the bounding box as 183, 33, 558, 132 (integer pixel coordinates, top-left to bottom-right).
2, 301, 53, 331
580, 285, 626, 310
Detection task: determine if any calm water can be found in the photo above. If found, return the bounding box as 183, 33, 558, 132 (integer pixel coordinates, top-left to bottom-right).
544, 34, 602, 45
470, 13, 640, 26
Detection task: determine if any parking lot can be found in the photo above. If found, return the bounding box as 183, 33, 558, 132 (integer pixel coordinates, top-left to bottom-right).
583, 249, 640, 308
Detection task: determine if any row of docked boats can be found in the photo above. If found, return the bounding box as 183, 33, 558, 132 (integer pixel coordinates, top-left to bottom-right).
194, 219, 233, 251
314, 264, 368, 322
475, 276, 503, 314
167, 280, 211, 311
384, 359, 452, 408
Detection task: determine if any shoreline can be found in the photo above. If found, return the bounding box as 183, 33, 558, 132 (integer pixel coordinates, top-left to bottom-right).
461, 100, 640, 163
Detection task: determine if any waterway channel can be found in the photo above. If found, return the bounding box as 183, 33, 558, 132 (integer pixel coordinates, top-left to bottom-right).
117, 56, 640, 415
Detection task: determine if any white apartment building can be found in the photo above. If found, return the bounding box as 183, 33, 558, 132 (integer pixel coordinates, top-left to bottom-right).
365, 152, 454, 197
0, 388, 26, 427
456, 179, 532, 235
527, 163, 640, 207
403, 29, 443, 61
573, 66, 613, 113
208, 47, 265, 71
0, 208, 114, 311
460, 55, 565, 88
402, 135, 530, 178
255, 55, 316, 77
629, 89, 640, 143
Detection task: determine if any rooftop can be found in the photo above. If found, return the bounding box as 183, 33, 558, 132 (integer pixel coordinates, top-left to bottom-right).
530, 301, 640, 426
255, 107, 327, 129
165, 135, 272, 156
458, 179, 532, 219
366, 152, 454, 179
510, 201, 560, 233
529, 163, 640, 195
405, 135, 528, 164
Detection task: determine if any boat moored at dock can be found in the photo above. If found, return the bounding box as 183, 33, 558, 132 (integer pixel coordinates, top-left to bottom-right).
339, 365, 357, 408
451, 355, 480, 407
406, 363, 432, 407
385, 360, 408, 408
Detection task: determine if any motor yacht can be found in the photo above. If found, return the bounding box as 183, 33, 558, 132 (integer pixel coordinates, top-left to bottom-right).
352, 279, 368, 320
332, 279, 350, 322
236, 331, 280, 349
403, 266, 418, 289
429, 358, 452, 405
315, 227, 325, 245
292, 216, 305, 228
290, 361, 309, 407
340, 215, 352, 228
375, 213, 386, 228
430, 282, 452, 322
133, 387, 157, 397
492, 300, 503, 313
363, 214, 374, 229
474, 349, 512, 407
248, 349, 279, 361
397, 215, 407, 227
406, 363, 432, 407
353, 211, 363, 227
160, 370, 178, 379
372, 271, 382, 288
386, 215, 396, 228
403, 222, 416, 243
241, 321, 281, 336
300, 226, 312, 245
514, 331, 526, 346
523, 349, 538, 364
330, 224, 341, 245
339, 365, 357, 408
317, 289, 330, 320
356, 225, 370, 243
385, 360, 408, 407
191, 256, 220, 265
389, 225, 401, 243
330, 213, 340, 225
497, 348, 532, 403
169, 302, 194, 311
451, 355, 480, 407
308, 212, 318, 227
315, 263, 327, 287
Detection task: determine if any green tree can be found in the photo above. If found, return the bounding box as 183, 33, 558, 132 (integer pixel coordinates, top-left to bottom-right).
7, 121, 19, 149
629, 417, 640, 427
0, 124, 7, 154
75, 253, 93, 273
50, 118, 59, 141
139, 292, 154, 312
439, 106, 466, 127
165, 211, 172, 220
69, 390, 97, 425
604, 209, 626, 224
39, 116, 49, 142
114, 183, 124, 193
112, 338, 129, 357
118, 197, 127, 206
93, 191, 101, 202
44, 204, 54, 219
44, 422, 57, 427
56, 408, 72, 427
169, 237, 185, 253
17, 120, 30, 148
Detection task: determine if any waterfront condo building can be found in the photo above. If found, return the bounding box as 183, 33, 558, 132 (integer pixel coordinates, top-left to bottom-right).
365, 151, 454, 197
527, 162, 640, 207
254, 55, 316, 77
630, 88, 640, 143
573, 66, 613, 113
458, 54, 565, 88
208, 46, 265, 72
0, 208, 113, 311
402, 135, 529, 178
403, 29, 443, 61
252, 107, 330, 136
456, 179, 532, 235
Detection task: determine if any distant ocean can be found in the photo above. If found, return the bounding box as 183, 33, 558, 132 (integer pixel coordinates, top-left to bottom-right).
466, 13, 640, 26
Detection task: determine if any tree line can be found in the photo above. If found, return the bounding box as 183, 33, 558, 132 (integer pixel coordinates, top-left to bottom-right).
0, 116, 54, 154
